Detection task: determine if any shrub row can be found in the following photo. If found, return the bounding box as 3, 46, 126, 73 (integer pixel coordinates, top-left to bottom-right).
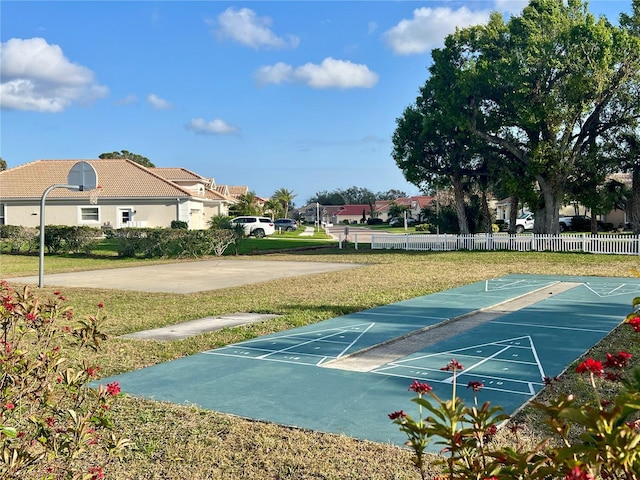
106, 227, 237, 258
0, 225, 100, 254
0, 225, 38, 253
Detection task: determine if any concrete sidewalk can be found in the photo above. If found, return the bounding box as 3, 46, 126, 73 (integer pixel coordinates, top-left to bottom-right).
7, 259, 360, 294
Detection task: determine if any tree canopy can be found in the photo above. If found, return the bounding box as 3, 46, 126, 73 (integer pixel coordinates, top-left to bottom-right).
99, 150, 155, 168
307, 187, 408, 205
393, 0, 640, 233
0, 158, 6, 172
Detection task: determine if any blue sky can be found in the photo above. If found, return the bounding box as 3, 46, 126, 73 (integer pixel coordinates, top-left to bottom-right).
1, 1, 633, 205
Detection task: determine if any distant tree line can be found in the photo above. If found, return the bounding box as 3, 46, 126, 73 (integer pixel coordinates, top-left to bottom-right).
307, 187, 408, 206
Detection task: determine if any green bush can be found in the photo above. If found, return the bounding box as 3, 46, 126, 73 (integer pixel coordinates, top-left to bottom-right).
0, 225, 38, 253
107, 228, 153, 257
170, 220, 188, 229
108, 228, 236, 258
43, 226, 101, 254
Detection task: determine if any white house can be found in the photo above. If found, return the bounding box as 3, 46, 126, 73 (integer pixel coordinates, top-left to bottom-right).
0, 159, 236, 230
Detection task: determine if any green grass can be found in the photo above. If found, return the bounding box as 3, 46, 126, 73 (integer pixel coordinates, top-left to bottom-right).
2, 250, 640, 479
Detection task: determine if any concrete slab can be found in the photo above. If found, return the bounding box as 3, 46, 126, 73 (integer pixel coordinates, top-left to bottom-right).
120, 313, 281, 341
7, 259, 360, 293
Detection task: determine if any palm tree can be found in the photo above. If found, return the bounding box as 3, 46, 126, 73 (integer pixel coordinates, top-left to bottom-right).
230, 191, 262, 216
272, 188, 296, 219
263, 198, 283, 220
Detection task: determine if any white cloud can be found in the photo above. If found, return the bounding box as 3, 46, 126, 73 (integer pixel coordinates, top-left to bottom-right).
212, 7, 299, 49
0, 37, 108, 112
255, 57, 378, 89
117, 94, 138, 105
384, 7, 491, 55
186, 118, 239, 135
147, 93, 173, 110
494, 0, 528, 15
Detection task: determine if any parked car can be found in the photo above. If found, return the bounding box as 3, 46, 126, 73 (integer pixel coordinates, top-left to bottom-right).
389, 217, 417, 227
273, 218, 298, 232
514, 212, 535, 233
230, 216, 275, 238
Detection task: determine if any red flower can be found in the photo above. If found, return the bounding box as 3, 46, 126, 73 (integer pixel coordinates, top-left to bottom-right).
485, 425, 497, 437
86, 366, 100, 377
106, 382, 121, 396
508, 423, 523, 434
97, 302, 104, 309
603, 351, 632, 370
5, 403, 14, 410
604, 371, 623, 382
467, 381, 484, 392
543, 376, 562, 386
629, 316, 640, 332
388, 410, 407, 420
89, 466, 104, 479
46, 417, 55, 427
408, 379, 433, 395
25, 312, 36, 322
441, 359, 464, 371
576, 358, 604, 377
565, 466, 594, 480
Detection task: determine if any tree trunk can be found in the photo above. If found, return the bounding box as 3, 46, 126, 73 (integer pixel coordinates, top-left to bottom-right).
508, 196, 519, 235
480, 189, 492, 233
453, 177, 470, 234
633, 164, 640, 235
533, 177, 561, 234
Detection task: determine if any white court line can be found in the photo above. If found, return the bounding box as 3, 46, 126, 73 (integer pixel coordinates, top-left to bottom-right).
485, 279, 556, 292
358, 311, 449, 321
492, 320, 610, 333
335, 323, 375, 359
372, 370, 539, 396
389, 335, 535, 365
205, 348, 332, 366
441, 345, 511, 383
256, 330, 357, 360
583, 283, 639, 297
231, 322, 375, 346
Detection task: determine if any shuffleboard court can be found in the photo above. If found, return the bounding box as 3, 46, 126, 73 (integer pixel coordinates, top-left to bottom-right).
98, 274, 640, 447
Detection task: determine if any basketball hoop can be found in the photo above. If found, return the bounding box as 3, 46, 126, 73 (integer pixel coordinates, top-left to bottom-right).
89, 186, 102, 205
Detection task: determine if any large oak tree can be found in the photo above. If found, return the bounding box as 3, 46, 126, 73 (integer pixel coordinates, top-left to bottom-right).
393, 0, 640, 233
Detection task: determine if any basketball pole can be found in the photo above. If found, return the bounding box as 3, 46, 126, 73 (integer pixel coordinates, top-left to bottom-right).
38, 184, 81, 288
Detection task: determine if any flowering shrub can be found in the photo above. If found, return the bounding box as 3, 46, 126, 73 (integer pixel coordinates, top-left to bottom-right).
390, 300, 640, 479
0, 281, 131, 479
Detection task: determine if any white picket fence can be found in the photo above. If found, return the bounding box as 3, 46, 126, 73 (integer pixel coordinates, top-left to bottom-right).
371, 233, 640, 255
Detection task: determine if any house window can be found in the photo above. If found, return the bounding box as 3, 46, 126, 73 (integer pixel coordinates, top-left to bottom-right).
79, 207, 100, 223
0, 204, 5, 225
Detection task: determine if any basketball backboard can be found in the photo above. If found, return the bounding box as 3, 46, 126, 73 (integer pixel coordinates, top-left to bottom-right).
67, 161, 98, 191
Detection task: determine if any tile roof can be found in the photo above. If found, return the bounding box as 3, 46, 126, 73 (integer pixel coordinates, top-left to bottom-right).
224, 185, 249, 198
150, 167, 233, 201
333, 204, 375, 216
0, 159, 226, 200
150, 167, 210, 182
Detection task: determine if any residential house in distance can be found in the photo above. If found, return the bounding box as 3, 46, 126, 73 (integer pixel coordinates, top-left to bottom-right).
298, 196, 435, 225
0, 159, 236, 229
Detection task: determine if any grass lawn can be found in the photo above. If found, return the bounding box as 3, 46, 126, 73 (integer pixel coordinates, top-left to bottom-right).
2, 248, 640, 479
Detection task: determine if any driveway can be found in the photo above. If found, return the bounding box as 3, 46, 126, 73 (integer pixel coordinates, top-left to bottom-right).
7, 259, 361, 294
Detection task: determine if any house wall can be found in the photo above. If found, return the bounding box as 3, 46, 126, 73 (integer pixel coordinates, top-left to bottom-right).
1, 199, 227, 230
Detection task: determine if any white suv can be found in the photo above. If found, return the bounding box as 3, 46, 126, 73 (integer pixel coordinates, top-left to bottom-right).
230, 216, 275, 238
